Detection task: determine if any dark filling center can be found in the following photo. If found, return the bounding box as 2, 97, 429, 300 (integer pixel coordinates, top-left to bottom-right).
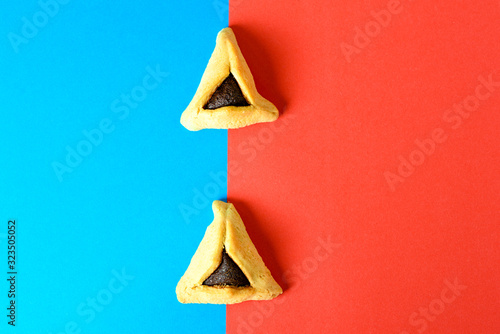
202, 249, 250, 287
203, 73, 250, 110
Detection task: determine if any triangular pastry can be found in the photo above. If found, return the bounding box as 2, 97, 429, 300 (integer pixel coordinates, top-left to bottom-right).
180, 27, 279, 131
176, 200, 282, 304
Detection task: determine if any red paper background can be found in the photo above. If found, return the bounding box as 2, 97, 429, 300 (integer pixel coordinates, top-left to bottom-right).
227, 0, 499, 333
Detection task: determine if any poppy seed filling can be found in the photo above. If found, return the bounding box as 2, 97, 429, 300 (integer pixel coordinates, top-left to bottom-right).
203, 249, 250, 287
203, 73, 249, 110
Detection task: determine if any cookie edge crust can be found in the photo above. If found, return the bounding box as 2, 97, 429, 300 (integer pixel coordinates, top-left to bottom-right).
176, 201, 283, 304
180, 27, 279, 131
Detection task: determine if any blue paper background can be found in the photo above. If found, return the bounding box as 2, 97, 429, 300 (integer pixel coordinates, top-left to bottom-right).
1, 1, 228, 333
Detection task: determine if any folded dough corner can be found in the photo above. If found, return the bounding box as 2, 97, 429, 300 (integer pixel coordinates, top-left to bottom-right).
180, 27, 279, 131
176, 200, 282, 304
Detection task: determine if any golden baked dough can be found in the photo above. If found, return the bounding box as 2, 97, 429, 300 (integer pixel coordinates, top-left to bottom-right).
176, 200, 283, 304
180, 27, 279, 131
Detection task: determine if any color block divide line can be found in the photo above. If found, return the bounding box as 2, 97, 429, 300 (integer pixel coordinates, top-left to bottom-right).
226, 0, 500, 333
